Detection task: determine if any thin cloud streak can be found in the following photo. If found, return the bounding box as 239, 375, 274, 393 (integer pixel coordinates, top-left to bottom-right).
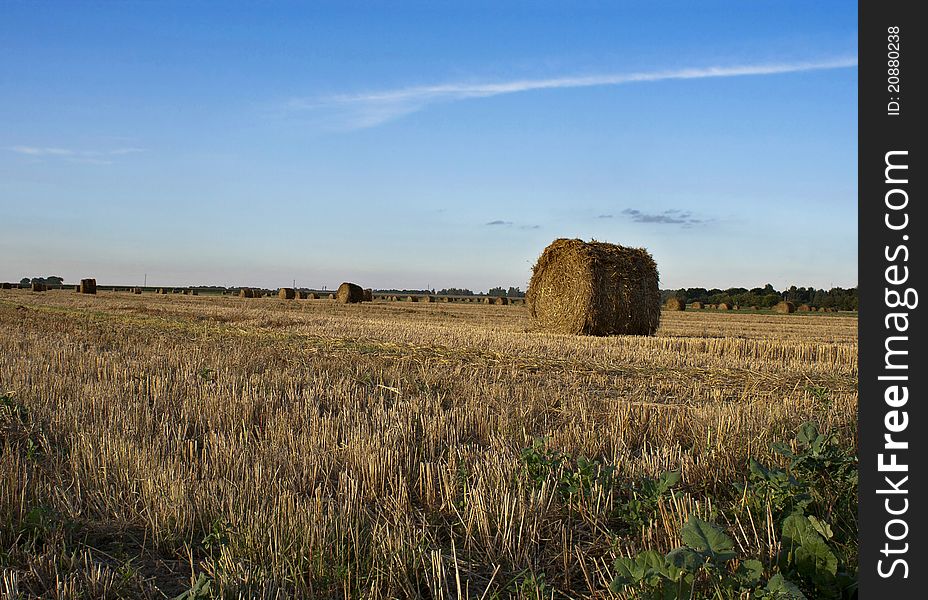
289, 57, 857, 129
9, 146, 145, 159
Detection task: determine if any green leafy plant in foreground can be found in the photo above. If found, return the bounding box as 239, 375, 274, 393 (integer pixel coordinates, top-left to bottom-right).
612, 422, 857, 599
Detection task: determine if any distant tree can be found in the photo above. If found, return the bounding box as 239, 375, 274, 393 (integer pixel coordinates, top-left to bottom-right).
20, 278, 30, 286
487, 286, 507, 297
506, 286, 525, 298
46, 276, 64, 285
437, 288, 474, 296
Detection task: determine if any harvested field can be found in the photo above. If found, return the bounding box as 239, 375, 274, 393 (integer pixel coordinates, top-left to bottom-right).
0, 289, 857, 599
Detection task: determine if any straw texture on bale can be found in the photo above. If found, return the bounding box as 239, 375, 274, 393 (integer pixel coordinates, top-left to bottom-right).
79, 279, 97, 295
773, 301, 796, 314
733, 305, 740, 310
690, 301, 703, 309
664, 297, 686, 311
420, 295, 433, 303
239, 288, 257, 299
335, 282, 364, 304
526, 238, 660, 336
405, 296, 417, 302
492, 296, 509, 305
279, 288, 296, 300
717, 303, 731, 311
798, 304, 812, 312
363, 289, 374, 302
307, 292, 318, 299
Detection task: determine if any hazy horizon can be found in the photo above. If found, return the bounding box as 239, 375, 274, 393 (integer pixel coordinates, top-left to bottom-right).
1, 2, 858, 291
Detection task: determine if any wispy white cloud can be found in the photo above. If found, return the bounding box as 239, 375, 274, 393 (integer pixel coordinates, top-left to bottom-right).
286, 57, 857, 129
8, 146, 145, 163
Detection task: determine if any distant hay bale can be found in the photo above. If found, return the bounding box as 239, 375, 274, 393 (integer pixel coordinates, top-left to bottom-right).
405, 295, 417, 302
133, 287, 142, 294
363, 289, 374, 302
30, 282, 47, 292
691, 301, 703, 309
239, 288, 257, 298
797, 304, 812, 312
191, 290, 198, 296
773, 301, 795, 314
79, 278, 97, 295
493, 296, 509, 305
279, 287, 296, 300
749, 305, 758, 311
526, 238, 660, 336
717, 303, 731, 310
307, 292, 319, 299
664, 297, 686, 311
336, 282, 364, 304
732, 305, 740, 310
1, 282, 11, 290
420, 295, 433, 303
157, 288, 167, 295
74, 285, 81, 292
482, 297, 493, 304
182, 289, 190, 295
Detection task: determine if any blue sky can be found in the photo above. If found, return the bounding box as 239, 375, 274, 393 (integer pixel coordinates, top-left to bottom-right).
1, 1, 857, 291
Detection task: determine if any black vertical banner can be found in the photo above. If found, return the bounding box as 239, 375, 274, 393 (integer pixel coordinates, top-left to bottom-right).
859, 1, 925, 596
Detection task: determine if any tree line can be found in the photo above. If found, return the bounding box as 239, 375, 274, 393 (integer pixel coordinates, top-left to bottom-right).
662, 284, 858, 310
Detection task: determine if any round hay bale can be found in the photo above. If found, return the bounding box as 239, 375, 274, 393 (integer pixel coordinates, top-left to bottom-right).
420, 295, 433, 303
797, 304, 812, 312
0, 282, 11, 290
30, 282, 47, 292
279, 287, 296, 300
363, 288, 374, 302
526, 238, 660, 336
482, 297, 493, 304
717, 303, 731, 310
773, 301, 795, 314
336, 282, 364, 304
307, 292, 319, 299
239, 288, 257, 298
405, 295, 417, 302
749, 305, 758, 311
133, 287, 142, 294
690, 301, 703, 309
493, 296, 509, 305
664, 297, 686, 311
79, 278, 97, 295
191, 290, 198, 296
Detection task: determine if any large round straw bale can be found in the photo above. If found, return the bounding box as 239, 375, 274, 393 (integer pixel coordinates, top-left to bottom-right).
0, 282, 11, 290
31, 282, 46, 292
363, 288, 374, 302
279, 287, 296, 300
306, 292, 318, 299
717, 303, 731, 311
405, 295, 417, 302
493, 296, 509, 305
420, 294, 433, 303
773, 301, 795, 314
664, 297, 686, 311
749, 305, 758, 311
239, 288, 256, 298
526, 238, 660, 336
336, 282, 364, 304
79, 278, 97, 294
690, 301, 703, 309
797, 304, 812, 312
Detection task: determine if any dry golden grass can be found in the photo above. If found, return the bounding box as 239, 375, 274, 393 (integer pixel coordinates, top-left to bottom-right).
0, 289, 856, 599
